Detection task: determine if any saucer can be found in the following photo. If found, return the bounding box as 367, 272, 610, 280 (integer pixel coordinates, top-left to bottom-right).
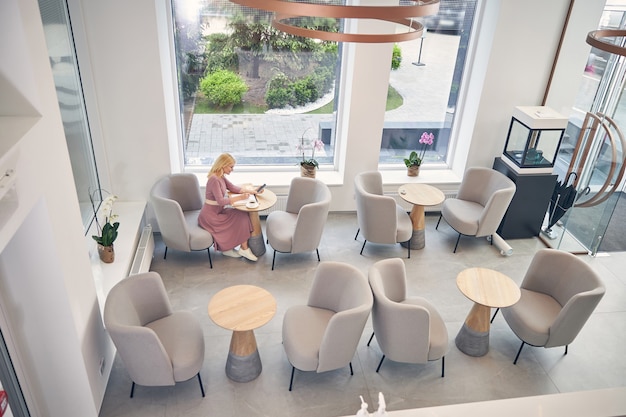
246, 201, 259, 209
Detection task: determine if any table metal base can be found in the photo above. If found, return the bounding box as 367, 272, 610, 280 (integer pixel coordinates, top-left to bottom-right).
401, 229, 425, 250
248, 234, 266, 256
225, 349, 263, 382
455, 323, 489, 357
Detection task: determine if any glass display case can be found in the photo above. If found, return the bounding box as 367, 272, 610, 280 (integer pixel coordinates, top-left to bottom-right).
502, 106, 568, 172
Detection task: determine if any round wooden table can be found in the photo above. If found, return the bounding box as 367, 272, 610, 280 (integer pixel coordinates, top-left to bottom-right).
455, 267, 521, 357
208, 285, 277, 382
397, 183, 445, 249
234, 188, 277, 256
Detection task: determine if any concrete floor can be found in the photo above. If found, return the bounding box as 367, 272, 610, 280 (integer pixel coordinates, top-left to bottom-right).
98, 212, 626, 417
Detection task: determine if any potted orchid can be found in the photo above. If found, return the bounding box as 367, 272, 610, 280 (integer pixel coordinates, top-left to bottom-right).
90, 190, 120, 263
404, 131, 434, 176
297, 128, 325, 178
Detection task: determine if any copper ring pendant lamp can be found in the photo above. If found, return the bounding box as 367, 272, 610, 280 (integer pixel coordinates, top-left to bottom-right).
586, 29, 626, 57
567, 29, 626, 209
228, 0, 440, 43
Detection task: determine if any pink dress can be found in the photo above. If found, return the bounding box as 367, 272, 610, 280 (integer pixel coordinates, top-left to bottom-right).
198, 175, 253, 251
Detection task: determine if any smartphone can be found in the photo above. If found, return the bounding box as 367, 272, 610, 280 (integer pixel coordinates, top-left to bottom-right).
256, 183, 267, 192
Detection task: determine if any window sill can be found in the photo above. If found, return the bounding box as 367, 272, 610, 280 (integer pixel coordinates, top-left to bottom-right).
380, 168, 462, 187
90, 201, 147, 314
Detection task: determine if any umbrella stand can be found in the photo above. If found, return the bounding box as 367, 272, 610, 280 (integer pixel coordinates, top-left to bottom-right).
542, 172, 578, 239
541, 194, 562, 239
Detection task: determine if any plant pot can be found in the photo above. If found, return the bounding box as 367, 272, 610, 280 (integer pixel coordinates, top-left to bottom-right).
300, 164, 316, 178
407, 165, 420, 177
98, 244, 115, 263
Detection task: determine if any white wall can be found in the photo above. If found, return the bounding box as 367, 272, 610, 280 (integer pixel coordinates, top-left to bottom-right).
0, 0, 104, 415
465, 0, 573, 170
77, 0, 175, 202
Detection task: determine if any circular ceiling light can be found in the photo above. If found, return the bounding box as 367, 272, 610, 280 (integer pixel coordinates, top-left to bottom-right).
228, 0, 440, 43
586, 29, 626, 57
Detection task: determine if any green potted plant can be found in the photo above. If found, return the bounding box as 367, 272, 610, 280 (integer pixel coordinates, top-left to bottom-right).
404, 132, 434, 176
297, 128, 325, 178
91, 192, 120, 263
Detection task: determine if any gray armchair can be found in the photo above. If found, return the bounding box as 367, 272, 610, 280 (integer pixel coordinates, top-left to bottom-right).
368, 258, 448, 376
436, 167, 516, 252
266, 177, 331, 270
354, 171, 412, 257
494, 248, 605, 364
150, 173, 214, 267
282, 261, 373, 391
103, 272, 205, 397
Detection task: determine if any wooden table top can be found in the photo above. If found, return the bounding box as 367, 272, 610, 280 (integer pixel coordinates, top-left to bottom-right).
398, 183, 445, 207
456, 267, 521, 308
208, 285, 277, 331
233, 187, 277, 212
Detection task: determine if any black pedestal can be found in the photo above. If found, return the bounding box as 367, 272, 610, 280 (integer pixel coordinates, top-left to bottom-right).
493, 157, 557, 239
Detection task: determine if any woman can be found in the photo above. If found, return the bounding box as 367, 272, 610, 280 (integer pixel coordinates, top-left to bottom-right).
198, 153, 258, 261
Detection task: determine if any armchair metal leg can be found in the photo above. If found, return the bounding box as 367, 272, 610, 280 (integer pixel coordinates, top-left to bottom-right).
130, 382, 135, 398
289, 366, 295, 391
453, 233, 461, 253
316, 248, 320, 262
164, 247, 168, 259
376, 355, 386, 373
436, 214, 443, 230
349, 362, 354, 375
513, 341, 526, 364
360, 240, 367, 255
197, 372, 205, 397
441, 356, 445, 377
407, 239, 411, 259
207, 248, 213, 269
367, 332, 375, 346
565, 345, 568, 355
271, 250, 277, 270
355, 228, 360, 240
490, 308, 499, 323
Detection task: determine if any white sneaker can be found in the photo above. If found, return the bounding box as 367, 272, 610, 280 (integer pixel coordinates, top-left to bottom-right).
222, 249, 242, 258
238, 247, 258, 262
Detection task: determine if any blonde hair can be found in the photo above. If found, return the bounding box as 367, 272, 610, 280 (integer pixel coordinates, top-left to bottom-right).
208, 153, 236, 178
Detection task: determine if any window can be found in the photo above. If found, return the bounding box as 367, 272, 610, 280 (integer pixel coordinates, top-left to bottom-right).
172, 0, 340, 169
38, 0, 102, 227
172, 0, 477, 171
380, 0, 477, 168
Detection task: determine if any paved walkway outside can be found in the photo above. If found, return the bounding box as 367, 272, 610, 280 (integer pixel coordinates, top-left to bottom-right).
185, 33, 460, 166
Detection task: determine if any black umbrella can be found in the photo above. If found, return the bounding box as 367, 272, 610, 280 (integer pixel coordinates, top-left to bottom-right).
546, 172, 578, 230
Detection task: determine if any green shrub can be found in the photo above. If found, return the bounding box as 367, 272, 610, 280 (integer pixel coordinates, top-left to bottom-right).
293, 78, 314, 106
265, 87, 293, 109
199, 70, 248, 107
391, 44, 402, 70
265, 66, 334, 109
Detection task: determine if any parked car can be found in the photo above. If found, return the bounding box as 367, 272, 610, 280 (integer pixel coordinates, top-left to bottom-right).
423, 0, 467, 36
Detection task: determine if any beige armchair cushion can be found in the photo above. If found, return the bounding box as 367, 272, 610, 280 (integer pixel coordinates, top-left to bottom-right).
103, 272, 205, 396
437, 167, 516, 252
354, 171, 412, 256
266, 177, 331, 269
368, 258, 448, 375
150, 173, 214, 265
500, 248, 605, 363
282, 261, 373, 390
